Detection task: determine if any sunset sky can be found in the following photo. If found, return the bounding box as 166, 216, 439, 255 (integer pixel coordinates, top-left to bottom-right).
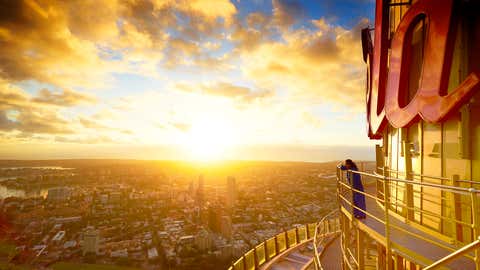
0, 0, 376, 161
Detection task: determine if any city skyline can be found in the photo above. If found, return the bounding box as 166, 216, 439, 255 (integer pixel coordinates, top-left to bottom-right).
0, 0, 376, 161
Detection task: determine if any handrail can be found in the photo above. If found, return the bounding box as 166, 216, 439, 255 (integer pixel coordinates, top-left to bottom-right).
336, 164, 480, 270
424, 237, 480, 270
342, 165, 480, 195
313, 209, 340, 270
228, 222, 316, 270
378, 166, 451, 181
378, 166, 480, 186
364, 170, 480, 194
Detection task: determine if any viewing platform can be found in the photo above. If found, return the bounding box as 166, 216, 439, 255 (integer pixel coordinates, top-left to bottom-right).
330, 165, 480, 270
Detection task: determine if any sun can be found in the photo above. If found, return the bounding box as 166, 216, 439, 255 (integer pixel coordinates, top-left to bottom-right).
182, 117, 236, 161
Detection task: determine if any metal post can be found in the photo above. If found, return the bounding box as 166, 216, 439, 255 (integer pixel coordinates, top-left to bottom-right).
264, 240, 269, 262
254, 249, 259, 269
402, 141, 414, 222
470, 189, 480, 270
295, 227, 300, 243
356, 227, 365, 269
242, 255, 247, 270
383, 167, 393, 270
395, 254, 404, 270
285, 231, 289, 248
452, 175, 463, 243
274, 235, 279, 255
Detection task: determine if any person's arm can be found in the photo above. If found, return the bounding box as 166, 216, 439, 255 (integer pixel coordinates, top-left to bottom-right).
340, 165, 347, 171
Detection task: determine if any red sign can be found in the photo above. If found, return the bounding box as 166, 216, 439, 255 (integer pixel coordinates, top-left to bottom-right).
366, 0, 480, 139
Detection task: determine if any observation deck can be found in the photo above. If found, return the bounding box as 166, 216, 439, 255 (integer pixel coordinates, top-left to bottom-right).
326, 164, 480, 270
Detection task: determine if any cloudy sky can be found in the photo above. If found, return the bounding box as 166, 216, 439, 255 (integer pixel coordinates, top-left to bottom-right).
0, 0, 376, 161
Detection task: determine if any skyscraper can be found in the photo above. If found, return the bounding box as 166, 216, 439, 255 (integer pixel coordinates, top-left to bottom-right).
196, 174, 204, 206
226, 176, 236, 209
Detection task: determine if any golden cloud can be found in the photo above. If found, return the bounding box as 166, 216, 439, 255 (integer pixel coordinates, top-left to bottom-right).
174, 81, 273, 103
0, 80, 97, 136
0, 0, 239, 88
240, 18, 370, 110
33, 88, 97, 106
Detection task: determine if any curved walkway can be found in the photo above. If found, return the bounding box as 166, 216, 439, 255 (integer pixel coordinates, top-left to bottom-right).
261, 239, 315, 270
319, 235, 342, 270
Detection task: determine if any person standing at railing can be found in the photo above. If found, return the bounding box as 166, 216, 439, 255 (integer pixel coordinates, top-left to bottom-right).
341, 159, 366, 219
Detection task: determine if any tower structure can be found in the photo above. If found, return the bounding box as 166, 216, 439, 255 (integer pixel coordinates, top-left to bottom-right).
226, 176, 236, 210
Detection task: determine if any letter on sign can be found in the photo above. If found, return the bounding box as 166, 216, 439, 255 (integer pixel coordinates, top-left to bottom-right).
366, 0, 480, 138
384, 0, 480, 128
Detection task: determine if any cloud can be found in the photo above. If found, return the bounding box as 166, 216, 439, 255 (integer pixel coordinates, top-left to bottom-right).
187, 0, 237, 23
170, 122, 191, 132
79, 116, 134, 136
15, 109, 74, 134
0, 0, 116, 88
0, 0, 239, 88
175, 81, 273, 103
79, 117, 108, 130
33, 88, 96, 106
272, 0, 304, 29
240, 18, 370, 110
0, 81, 30, 109
0, 81, 98, 136
0, 111, 16, 131
55, 135, 114, 144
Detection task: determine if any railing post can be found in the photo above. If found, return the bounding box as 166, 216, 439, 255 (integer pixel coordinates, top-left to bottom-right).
295, 227, 299, 243
242, 255, 247, 270
383, 166, 393, 270
285, 231, 289, 248
274, 235, 279, 255
254, 249, 259, 269
452, 174, 463, 243
403, 141, 414, 223
264, 240, 269, 262
356, 227, 365, 269
395, 253, 404, 270
470, 189, 480, 270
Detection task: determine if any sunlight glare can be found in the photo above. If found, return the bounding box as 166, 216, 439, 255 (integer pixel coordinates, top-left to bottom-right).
183, 117, 236, 161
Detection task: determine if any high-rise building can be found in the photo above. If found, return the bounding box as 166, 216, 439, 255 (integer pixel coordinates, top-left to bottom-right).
82, 227, 99, 255
226, 176, 236, 209
221, 215, 232, 239
208, 205, 223, 233
196, 174, 204, 205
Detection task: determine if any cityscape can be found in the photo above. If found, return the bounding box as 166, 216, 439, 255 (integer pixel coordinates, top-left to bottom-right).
0, 160, 341, 269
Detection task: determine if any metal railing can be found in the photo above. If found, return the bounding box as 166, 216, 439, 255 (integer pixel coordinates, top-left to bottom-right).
312, 209, 341, 270
228, 223, 316, 270
424, 237, 480, 270
337, 164, 480, 270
